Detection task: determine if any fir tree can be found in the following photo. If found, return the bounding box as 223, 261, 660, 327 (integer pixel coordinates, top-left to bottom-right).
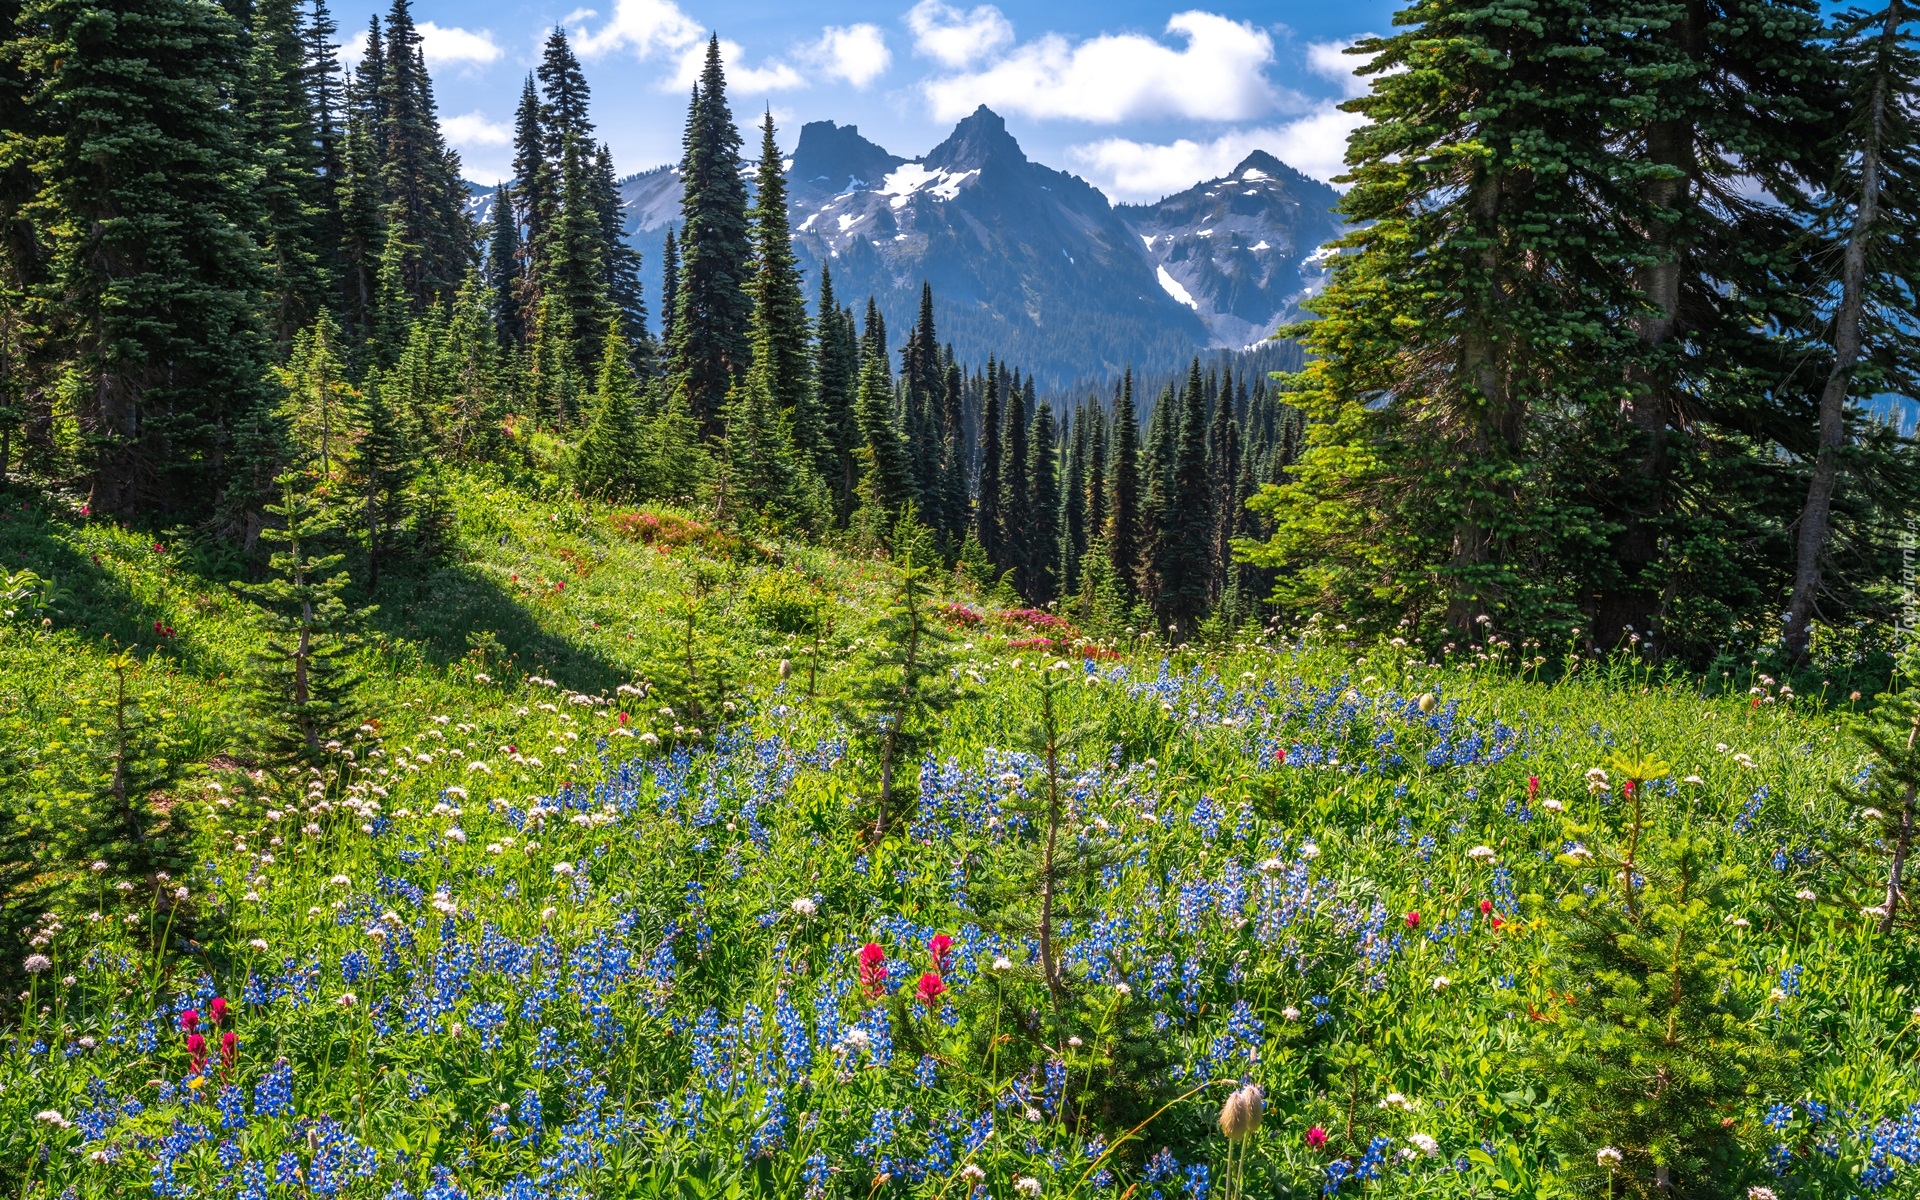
1025, 402, 1060, 603
1783, 1, 1920, 662
442, 269, 504, 462
1106, 369, 1140, 601
511, 74, 554, 300
997, 369, 1029, 588
1155, 360, 1212, 637
237, 470, 369, 775
974, 357, 1001, 561
575, 327, 641, 499
835, 518, 958, 835
543, 135, 610, 382
669, 38, 754, 431
16, 0, 269, 513
813, 265, 857, 518
486, 180, 524, 344
1244, 3, 1647, 639
536, 27, 592, 153
354, 370, 415, 593
376, 0, 470, 307
854, 298, 913, 521
336, 61, 386, 334
1532, 751, 1797, 1197
591, 144, 651, 370
658, 224, 679, 350
1833, 652, 1920, 934
277, 312, 356, 478
1059, 402, 1086, 598
748, 111, 814, 428
249, 0, 329, 345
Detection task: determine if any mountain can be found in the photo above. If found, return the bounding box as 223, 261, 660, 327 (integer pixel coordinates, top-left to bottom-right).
469, 108, 1344, 388
1119, 150, 1343, 353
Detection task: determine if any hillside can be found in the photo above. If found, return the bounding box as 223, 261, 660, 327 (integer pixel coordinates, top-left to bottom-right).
2, 473, 1917, 1199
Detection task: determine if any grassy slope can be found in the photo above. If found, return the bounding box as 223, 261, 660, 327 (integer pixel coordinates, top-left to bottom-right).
0, 475, 1915, 1199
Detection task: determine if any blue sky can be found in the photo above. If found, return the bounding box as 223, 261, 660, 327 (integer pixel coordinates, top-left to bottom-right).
351, 0, 1402, 202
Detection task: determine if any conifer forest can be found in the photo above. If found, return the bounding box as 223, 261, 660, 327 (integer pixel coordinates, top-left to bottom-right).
4, 1, 1920, 1198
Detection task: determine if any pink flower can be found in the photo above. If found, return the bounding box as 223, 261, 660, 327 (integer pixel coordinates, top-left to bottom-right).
1479, 899, 1493, 916
220, 1031, 237, 1067
186, 1032, 207, 1072
859, 943, 888, 998
209, 997, 228, 1025
916, 972, 947, 1008
928, 933, 953, 974
1275, 747, 1287, 765
1405, 911, 1421, 929
1527, 775, 1540, 800
1306, 1126, 1328, 1151
179, 1010, 199, 1034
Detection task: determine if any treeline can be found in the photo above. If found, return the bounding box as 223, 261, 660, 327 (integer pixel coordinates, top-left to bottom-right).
1243, 0, 1920, 665
0, 6, 1304, 638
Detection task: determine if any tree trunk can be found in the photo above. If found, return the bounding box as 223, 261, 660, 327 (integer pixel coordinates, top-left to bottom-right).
1786, 0, 1900, 663
1599, 4, 1701, 651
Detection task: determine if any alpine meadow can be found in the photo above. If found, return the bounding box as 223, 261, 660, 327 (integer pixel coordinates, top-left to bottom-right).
6, 1, 1920, 1198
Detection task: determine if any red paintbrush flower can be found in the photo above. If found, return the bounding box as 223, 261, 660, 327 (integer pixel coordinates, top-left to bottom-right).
859, 943, 888, 998
915, 972, 947, 1008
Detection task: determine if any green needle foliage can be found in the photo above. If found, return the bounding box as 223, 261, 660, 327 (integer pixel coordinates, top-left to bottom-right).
1833, 651, 1920, 934
836, 512, 958, 835
236, 471, 369, 785
1533, 754, 1796, 1198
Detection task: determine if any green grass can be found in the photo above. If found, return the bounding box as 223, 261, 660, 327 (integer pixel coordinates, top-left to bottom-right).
1, 474, 1916, 1200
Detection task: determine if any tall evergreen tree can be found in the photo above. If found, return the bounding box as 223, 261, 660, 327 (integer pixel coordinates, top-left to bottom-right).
658, 224, 679, 349
249, 0, 328, 345
939, 356, 968, 549
997, 370, 1029, 587
336, 51, 386, 335
975, 358, 1001, 561
536, 27, 592, 153
1106, 369, 1140, 601
376, 0, 470, 307
591, 144, 650, 370
1026, 402, 1060, 604
486, 180, 523, 343
668, 38, 754, 431
747, 111, 814, 431
814, 266, 857, 518
542, 136, 608, 384
510, 73, 553, 305
1245, 2, 1648, 638
854, 297, 912, 520
1060, 401, 1086, 597
1783, 0, 1920, 662
1585, 0, 1829, 649
16, 0, 269, 514
1155, 360, 1212, 637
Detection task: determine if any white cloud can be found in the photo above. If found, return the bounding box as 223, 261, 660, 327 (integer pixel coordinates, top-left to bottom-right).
921, 11, 1283, 124
668, 37, 805, 92
1066, 33, 1385, 201
443, 111, 513, 147
904, 1, 1014, 69
1305, 35, 1376, 99
802, 24, 892, 88
418, 22, 503, 67
572, 0, 702, 59
1070, 105, 1365, 201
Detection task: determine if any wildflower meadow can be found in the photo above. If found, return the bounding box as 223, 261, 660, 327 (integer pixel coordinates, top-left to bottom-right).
2, 476, 1918, 1200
